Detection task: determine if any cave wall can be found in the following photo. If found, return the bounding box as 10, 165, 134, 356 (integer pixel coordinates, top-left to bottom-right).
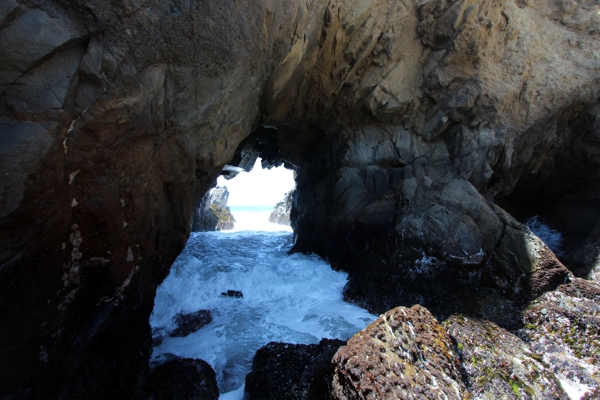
281, 0, 600, 317
0, 0, 599, 397
0, 0, 310, 396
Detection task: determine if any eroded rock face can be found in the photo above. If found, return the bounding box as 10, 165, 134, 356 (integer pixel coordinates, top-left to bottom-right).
0, 0, 599, 396
0, 0, 307, 396
286, 0, 597, 320
331, 305, 467, 399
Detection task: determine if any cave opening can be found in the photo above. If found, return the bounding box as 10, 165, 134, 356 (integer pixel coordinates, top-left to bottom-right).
497, 186, 600, 278
148, 129, 377, 398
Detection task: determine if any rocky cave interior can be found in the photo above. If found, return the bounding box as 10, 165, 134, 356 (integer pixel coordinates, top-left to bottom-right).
1, 0, 600, 398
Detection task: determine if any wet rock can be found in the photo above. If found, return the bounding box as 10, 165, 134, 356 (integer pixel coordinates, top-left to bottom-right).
210, 205, 235, 231
269, 190, 294, 226
148, 358, 218, 400
519, 278, 600, 398
575, 219, 600, 282
245, 339, 344, 400
444, 315, 568, 399
170, 310, 213, 338
220, 290, 242, 298
331, 305, 466, 399
152, 336, 164, 347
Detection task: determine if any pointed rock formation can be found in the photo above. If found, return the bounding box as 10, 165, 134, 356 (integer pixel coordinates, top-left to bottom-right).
269, 190, 294, 226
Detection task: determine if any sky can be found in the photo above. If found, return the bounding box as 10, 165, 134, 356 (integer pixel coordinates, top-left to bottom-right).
216, 159, 295, 207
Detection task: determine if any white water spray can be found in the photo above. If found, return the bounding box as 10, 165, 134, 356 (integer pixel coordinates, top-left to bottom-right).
150, 211, 376, 398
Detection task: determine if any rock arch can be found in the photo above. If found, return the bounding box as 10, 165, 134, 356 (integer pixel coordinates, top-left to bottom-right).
1, 0, 599, 397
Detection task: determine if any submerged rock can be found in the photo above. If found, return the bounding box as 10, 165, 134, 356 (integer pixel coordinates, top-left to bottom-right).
170, 310, 213, 338
444, 315, 568, 400
269, 190, 294, 226
519, 278, 600, 398
148, 358, 218, 400
245, 339, 344, 400
331, 305, 466, 399
220, 290, 243, 298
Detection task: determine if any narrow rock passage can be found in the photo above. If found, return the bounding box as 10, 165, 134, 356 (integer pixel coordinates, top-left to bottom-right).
150, 220, 375, 396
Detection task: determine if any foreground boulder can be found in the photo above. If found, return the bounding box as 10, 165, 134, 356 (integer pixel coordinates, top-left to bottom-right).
148, 358, 218, 400
331, 305, 466, 399
245, 339, 344, 400
519, 278, 600, 398
444, 315, 568, 399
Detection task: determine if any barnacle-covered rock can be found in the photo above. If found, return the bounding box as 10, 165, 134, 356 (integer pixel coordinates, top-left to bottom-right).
519, 278, 600, 398
331, 305, 467, 399
444, 315, 567, 399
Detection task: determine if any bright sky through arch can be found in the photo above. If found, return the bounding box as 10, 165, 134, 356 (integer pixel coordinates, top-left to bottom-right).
216, 159, 295, 207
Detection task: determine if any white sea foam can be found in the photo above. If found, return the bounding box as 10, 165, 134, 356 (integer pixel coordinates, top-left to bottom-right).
150, 210, 375, 398
526, 215, 564, 256
230, 209, 292, 232
558, 375, 591, 400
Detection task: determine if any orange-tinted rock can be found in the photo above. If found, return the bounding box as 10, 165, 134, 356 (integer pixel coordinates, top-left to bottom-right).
331, 305, 466, 400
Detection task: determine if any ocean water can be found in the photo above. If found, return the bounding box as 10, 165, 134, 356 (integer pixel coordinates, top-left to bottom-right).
525, 215, 564, 256
150, 210, 376, 398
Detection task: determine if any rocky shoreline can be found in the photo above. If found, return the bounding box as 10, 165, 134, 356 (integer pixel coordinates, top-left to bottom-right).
153, 275, 599, 399
1, 0, 600, 397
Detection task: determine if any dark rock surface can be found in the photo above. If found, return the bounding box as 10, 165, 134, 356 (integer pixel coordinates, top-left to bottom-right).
0, 0, 599, 397
245, 339, 344, 400
148, 358, 219, 400
170, 310, 213, 338
220, 290, 243, 298
518, 278, 600, 398
444, 315, 568, 399
269, 190, 294, 226
331, 305, 467, 399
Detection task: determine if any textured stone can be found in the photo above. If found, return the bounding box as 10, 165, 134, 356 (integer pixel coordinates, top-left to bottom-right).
0, 6, 89, 91
331, 305, 466, 399
519, 278, 600, 398
245, 339, 344, 400
444, 315, 568, 400
0, 118, 54, 218
148, 358, 218, 400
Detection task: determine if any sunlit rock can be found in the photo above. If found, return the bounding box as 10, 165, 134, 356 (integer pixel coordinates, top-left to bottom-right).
518, 278, 600, 399
444, 315, 568, 399
331, 305, 467, 399
269, 189, 294, 226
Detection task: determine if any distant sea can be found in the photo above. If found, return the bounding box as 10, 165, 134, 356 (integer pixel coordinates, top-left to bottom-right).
228, 205, 274, 213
